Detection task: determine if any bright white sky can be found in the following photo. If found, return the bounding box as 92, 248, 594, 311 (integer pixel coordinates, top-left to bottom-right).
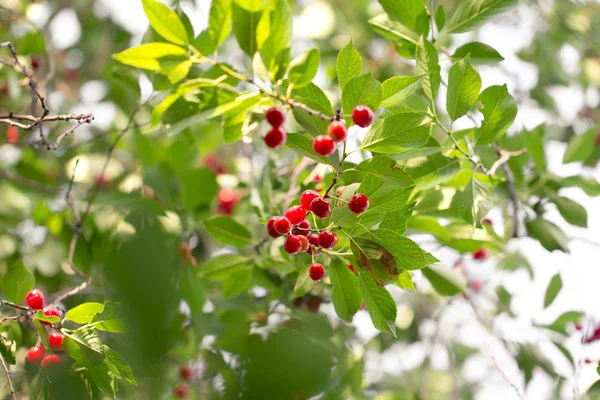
22, 0, 600, 398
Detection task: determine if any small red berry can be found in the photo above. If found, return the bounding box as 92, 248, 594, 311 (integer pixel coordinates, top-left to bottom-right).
179, 365, 193, 381
312, 175, 323, 182
26, 289, 45, 310
308, 263, 325, 281
318, 231, 338, 249
293, 297, 303, 308
41, 306, 59, 326
300, 190, 321, 211
327, 121, 347, 142
256, 311, 268, 326
273, 217, 292, 235
352, 105, 374, 128
308, 234, 320, 247
306, 297, 321, 313
264, 127, 286, 149
265, 107, 286, 127
41, 354, 61, 369
312, 135, 336, 156
298, 235, 309, 252
174, 383, 189, 398
348, 194, 369, 214
49, 332, 64, 351
585, 359, 592, 364
6, 126, 18, 144
576, 322, 583, 331
204, 154, 227, 175
472, 248, 488, 261
218, 188, 237, 215
347, 264, 356, 273
293, 220, 311, 236
481, 218, 493, 226
284, 235, 303, 254
96, 175, 110, 188
310, 197, 332, 218
178, 242, 191, 262
284, 206, 306, 226
27, 346, 46, 365
31, 56, 42, 71
267, 217, 283, 238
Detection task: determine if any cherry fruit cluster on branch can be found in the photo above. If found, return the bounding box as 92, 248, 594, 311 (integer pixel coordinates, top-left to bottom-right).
267, 187, 369, 281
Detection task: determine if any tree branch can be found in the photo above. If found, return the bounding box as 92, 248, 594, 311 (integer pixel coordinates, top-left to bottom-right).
492, 144, 522, 237
0, 352, 16, 400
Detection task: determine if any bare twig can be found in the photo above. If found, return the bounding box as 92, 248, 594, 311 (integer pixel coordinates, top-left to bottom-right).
47, 116, 95, 150
0, 171, 56, 194
0, 352, 16, 400
0, 301, 29, 312
487, 148, 527, 176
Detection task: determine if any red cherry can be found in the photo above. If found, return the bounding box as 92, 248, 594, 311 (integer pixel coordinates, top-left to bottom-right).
218, 188, 237, 215
273, 217, 292, 235
352, 105, 374, 128
312, 135, 336, 156
327, 121, 347, 142
576, 322, 583, 331
41, 354, 61, 369
96, 175, 110, 188
318, 231, 338, 249
348, 194, 369, 214
293, 220, 311, 237
481, 218, 493, 226
306, 297, 321, 313
284, 206, 306, 226
312, 175, 323, 182
31, 56, 42, 71
266, 107, 286, 127
174, 383, 190, 398
179, 365, 193, 381
595, 133, 600, 147
203, 154, 227, 175
267, 217, 283, 238
178, 242, 191, 262
284, 235, 303, 254
309, 263, 325, 281
585, 359, 592, 364
308, 234, 320, 247
310, 197, 332, 218
347, 264, 356, 273
41, 306, 59, 326
300, 190, 321, 211
6, 126, 18, 144
49, 332, 64, 351
298, 235, 309, 252
472, 248, 488, 261
27, 346, 46, 365
264, 127, 286, 149
26, 289, 45, 310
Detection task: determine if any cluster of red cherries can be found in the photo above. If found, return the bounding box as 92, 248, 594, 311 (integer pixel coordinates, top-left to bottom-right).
173, 364, 193, 398
24, 289, 64, 369
267, 189, 369, 282
262, 104, 375, 153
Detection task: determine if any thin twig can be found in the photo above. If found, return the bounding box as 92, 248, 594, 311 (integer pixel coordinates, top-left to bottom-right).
0, 171, 56, 193
0, 352, 16, 400
487, 148, 527, 176
47, 116, 95, 150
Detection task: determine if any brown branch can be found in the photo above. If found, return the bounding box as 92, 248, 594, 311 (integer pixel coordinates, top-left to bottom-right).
0, 113, 95, 130
0, 352, 16, 400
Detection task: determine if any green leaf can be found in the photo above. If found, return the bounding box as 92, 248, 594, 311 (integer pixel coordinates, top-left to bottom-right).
92, 301, 126, 333
1, 260, 34, 304
451, 42, 504, 65
523, 125, 546, 172
94, 191, 166, 215
422, 264, 467, 296
112, 43, 187, 71
285, 133, 331, 164
563, 127, 597, 164
33, 319, 49, 349
358, 270, 397, 336
231, 0, 264, 57
199, 254, 248, 280
397, 270, 415, 291
63, 327, 104, 355
203, 215, 253, 247
336, 41, 362, 90
258, 0, 292, 81
369, 14, 420, 47
65, 303, 104, 324
405, 154, 461, 191
378, 0, 428, 34
179, 168, 219, 211
223, 268, 253, 297
104, 346, 137, 386
360, 112, 431, 153
63, 336, 114, 396
0, 336, 15, 365
293, 266, 315, 297
208, 0, 232, 46
342, 73, 382, 125
329, 259, 362, 322
434, 5, 446, 31
380, 75, 425, 108
561, 176, 600, 196
475, 84, 518, 145
444, 0, 518, 34
544, 273, 562, 308
287, 48, 320, 88
526, 218, 569, 253
365, 229, 437, 271
453, 176, 493, 227
283, 81, 334, 135
353, 157, 415, 188
141, 0, 189, 45
446, 56, 482, 121
416, 37, 441, 102
552, 196, 587, 227
35, 312, 61, 326
544, 311, 583, 336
